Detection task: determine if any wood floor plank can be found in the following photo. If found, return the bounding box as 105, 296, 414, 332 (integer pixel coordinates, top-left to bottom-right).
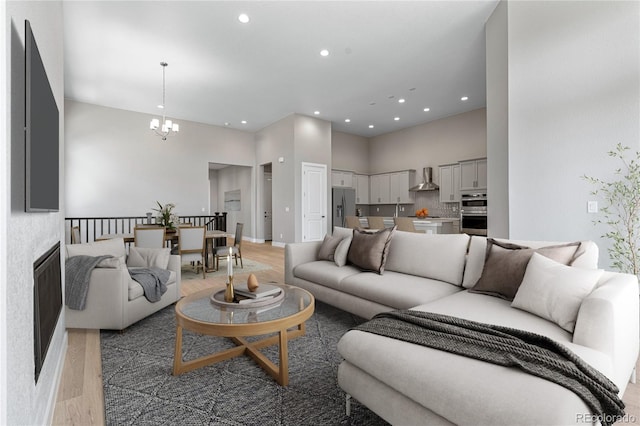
51, 241, 640, 425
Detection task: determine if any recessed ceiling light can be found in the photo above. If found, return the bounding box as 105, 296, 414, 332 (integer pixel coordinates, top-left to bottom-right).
157, 104, 164, 109
394, 117, 400, 121
345, 118, 351, 123
238, 14, 250, 24
409, 88, 416, 91
423, 107, 430, 112
369, 102, 376, 106
398, 98, 405, 104
224, 122, 230, 126
369, 125, 374, 128
314, 111, 320, 115
461, 96, 469, 101
241, 120, 247, 124
320, 49, 329, 57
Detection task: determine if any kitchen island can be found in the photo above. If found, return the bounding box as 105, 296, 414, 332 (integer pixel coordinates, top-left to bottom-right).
357, 217, 460, 234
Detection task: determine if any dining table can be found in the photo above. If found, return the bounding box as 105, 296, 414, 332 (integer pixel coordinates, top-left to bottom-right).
96, 229, 229, 272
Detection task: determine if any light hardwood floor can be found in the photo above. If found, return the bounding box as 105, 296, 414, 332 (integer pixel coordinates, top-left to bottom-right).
52, 241, 640, 425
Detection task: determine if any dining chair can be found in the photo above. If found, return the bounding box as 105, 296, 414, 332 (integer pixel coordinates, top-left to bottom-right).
366, 216, 386, 230
393, 217, 425, 233
177, 226, 206, 279
345, 216, 362, 229
215, 223, 244, 271
71, 226, 81, 244
134, 227, 166, 248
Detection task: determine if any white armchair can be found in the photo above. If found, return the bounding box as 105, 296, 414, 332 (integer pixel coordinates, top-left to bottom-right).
65, 237, 181, 330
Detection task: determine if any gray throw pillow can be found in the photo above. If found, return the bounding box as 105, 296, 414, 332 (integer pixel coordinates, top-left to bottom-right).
347, 226, 396, 274
469, 238, 581, 300
334, 236, 352, 267
317, 234, 343, 262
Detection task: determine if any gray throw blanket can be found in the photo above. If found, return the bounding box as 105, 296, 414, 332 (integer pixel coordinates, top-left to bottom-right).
128, 267, 170, 303
355, 310, 625, 426
65, 255, 112, 310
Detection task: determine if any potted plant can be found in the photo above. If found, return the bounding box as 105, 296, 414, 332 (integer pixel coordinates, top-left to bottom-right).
152, 201, 179, 230
583, 143, 640, 278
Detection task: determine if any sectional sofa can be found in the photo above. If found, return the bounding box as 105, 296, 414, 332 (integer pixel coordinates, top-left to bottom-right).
284, 227, 639, 425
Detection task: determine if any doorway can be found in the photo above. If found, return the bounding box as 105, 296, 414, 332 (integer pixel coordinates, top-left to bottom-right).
262, 163, 273, 241
301, 162, 327, 242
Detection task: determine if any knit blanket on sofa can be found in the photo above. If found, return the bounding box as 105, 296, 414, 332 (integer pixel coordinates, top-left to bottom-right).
128, 267, 170, 303
65, 255, 112, 310
354, 310, 625, 426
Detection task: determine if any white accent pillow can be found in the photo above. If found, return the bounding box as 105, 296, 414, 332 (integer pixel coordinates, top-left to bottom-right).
127, 247, 171, 270
511, 252, 603, 332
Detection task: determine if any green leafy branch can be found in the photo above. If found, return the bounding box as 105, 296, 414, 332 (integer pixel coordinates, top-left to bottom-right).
583, 143, 640, 277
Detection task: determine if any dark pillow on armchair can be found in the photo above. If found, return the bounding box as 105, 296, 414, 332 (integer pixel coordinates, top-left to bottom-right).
347, 226, 396, 274
468, 238, 580, 300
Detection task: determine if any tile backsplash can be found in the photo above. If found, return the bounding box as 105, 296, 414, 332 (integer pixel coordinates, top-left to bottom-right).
356, 191, 459, 218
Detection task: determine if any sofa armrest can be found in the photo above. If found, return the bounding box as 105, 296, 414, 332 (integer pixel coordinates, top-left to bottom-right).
284, 241, 322, 284
573, 271, 639, 389
65, 266, 130, 329
167, 254, 181, 296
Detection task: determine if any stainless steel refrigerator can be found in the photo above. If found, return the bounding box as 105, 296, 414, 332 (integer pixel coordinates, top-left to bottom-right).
332, 187, 356, 228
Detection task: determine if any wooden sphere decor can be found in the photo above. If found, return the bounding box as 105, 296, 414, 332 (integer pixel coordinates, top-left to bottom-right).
247, 273, 259, 292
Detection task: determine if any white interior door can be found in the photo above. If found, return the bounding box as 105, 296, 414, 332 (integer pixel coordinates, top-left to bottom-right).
302, 163, 327, 242
263, 172, 272, 240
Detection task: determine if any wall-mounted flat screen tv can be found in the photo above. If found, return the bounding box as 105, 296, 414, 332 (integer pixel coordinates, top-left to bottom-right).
25, 20, 59, 212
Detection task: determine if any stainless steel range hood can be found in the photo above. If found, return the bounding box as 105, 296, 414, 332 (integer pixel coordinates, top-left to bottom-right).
409, 167, 439, 191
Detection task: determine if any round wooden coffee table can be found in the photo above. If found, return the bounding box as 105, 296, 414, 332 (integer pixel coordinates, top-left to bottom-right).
173, 284, 314, 386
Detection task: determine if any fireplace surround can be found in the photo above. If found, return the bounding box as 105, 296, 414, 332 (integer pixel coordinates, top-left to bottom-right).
33, 242, 62, 382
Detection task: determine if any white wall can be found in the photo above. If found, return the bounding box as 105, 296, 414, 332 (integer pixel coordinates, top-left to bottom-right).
64, 100, 256, 231
368, 109, 487, 187
331, 130, 369, 174
485, 0, 509, 238
294, 114, 333, 240
4, 2, 66, 424
487, 0, 640, 268
255, 115, 295, 245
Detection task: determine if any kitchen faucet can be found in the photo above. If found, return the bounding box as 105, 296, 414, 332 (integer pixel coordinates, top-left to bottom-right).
394, 202, 399, 218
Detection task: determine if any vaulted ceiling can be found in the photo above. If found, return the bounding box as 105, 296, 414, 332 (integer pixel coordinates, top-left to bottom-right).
63, 1, 499, 137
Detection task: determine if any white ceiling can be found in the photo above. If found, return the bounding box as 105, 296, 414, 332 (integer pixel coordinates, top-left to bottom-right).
63, 1, 499, 137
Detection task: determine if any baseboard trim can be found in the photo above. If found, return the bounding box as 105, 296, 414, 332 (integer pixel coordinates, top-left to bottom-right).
272, 241, 286, 248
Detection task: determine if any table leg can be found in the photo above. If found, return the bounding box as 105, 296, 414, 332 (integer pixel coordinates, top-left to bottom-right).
278, 329, 289, 386
173, 325, 183, 375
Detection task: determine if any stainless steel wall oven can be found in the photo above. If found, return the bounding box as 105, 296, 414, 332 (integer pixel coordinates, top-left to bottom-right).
460, 193, 487, 236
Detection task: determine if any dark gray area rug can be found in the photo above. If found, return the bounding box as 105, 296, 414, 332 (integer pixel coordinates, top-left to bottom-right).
101, 300, 389, 425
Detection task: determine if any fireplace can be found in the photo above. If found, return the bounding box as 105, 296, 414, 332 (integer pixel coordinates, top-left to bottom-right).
33, 242, 62, 383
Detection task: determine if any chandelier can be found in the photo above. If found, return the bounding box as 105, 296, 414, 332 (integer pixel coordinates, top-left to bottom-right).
149, 62, 179, 140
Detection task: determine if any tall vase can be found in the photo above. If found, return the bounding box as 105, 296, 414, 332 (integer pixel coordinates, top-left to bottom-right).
224, 276, 234, 302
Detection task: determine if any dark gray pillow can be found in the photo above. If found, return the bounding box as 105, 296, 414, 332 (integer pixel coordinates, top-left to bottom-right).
317, 234, 343, 262
347, 226, 396, 274
469, 238, 581, 300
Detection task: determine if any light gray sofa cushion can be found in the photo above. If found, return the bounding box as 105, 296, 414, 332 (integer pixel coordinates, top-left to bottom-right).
338, 271, 461, 309
293, 260, 361, 289
385, 231, 470, 286
338, 329, 595, 426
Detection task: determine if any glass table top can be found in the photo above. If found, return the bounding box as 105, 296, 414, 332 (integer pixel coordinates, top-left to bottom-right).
179, 284, 313, 325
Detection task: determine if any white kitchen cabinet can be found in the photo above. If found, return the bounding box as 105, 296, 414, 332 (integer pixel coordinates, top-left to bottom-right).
331, 170, 353, 188
389, 170, 415, 203
369, 174, 390, 204
354, 174, 369, 204
439, 164, 461, 202
459, 158, 487, 191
